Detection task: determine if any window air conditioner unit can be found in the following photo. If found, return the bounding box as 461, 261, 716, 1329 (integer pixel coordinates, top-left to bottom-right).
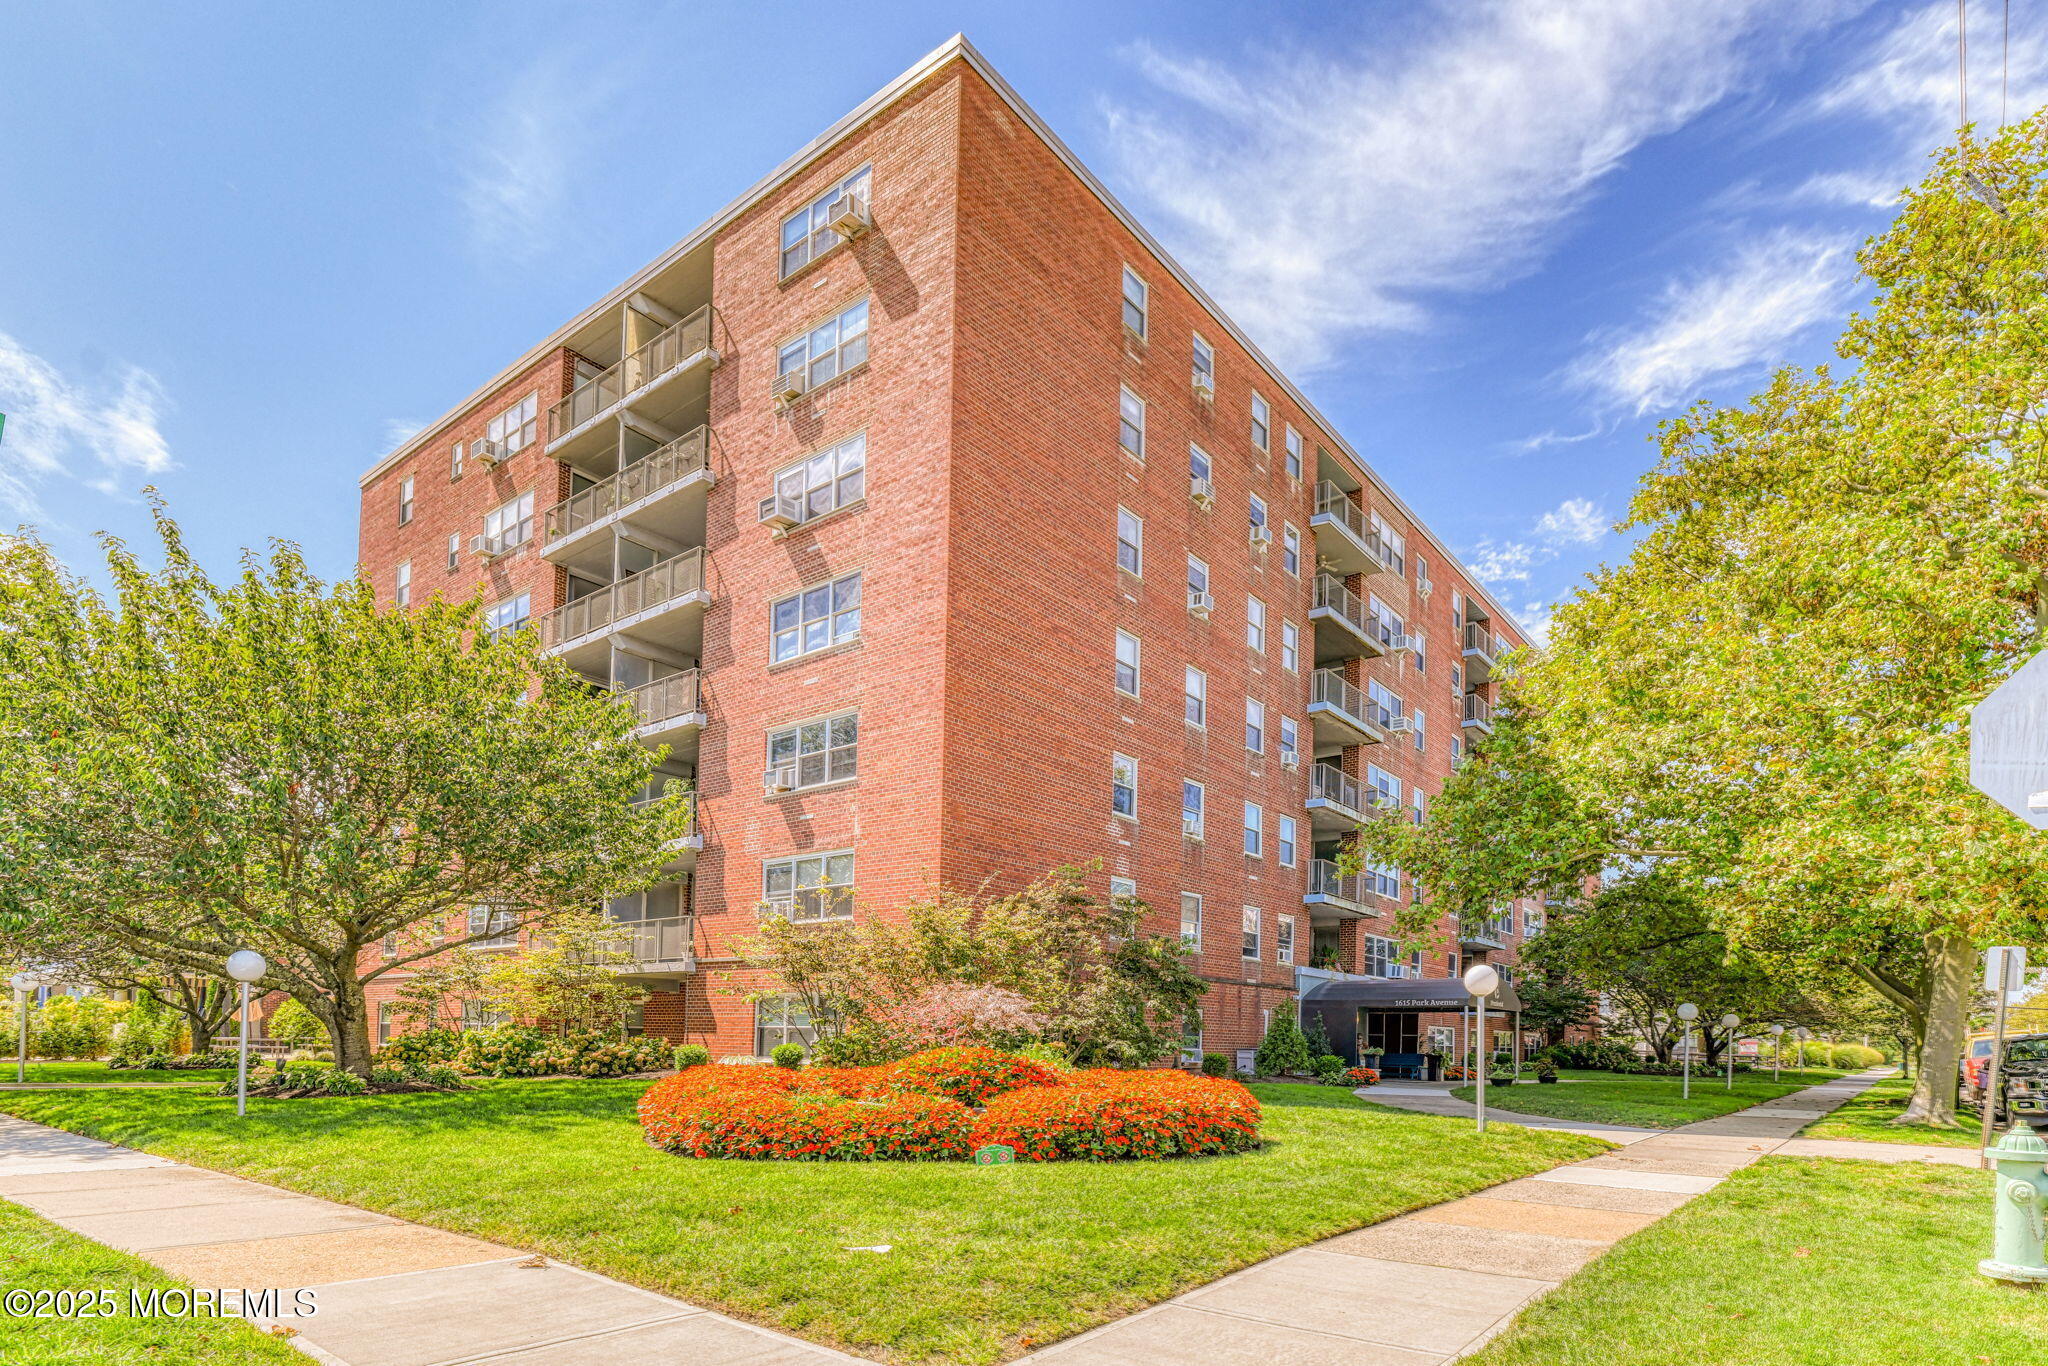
764, 896, 794, 919
470, 438, 508, 469
1249, 525, 1272, 552
1281, 754, 1300, 772
1191, 369, 1215, 402
468, 533, 506, 560
1417, 576, 1434, 596
1388, 964, 1408, 979
1189, 476, 1215, 509
1187, 589, 1213, 619
1389, 633, 1416, 654
1384, 715, 1415, 734
826, 193, 871, 239
757, 494, 803, 531
764, 764, 799, 795
1182, 814, 1203, 842
774, 370, 809, 404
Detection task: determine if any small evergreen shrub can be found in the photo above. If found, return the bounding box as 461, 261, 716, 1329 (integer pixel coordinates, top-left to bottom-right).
1200, 1052, 1229, 1078
1310, 1053, 1346, 1084
1253, 1013, 1313, 1077
770, 1043, 805, 1070
672, 1044, 711, 1070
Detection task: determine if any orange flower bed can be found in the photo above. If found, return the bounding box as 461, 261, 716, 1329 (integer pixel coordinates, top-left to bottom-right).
637, 1048, 1262, 1163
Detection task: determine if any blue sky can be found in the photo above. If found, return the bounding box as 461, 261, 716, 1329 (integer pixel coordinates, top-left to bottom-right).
3, 1, 2038, 634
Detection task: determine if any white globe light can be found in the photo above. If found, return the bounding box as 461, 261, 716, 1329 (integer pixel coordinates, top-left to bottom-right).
1463, 963, 1501, 997
225, 950, 268, 984
1720, 1013, 1741, 1030
9, 972, 34, 993
1770, 1024, 1785, 1036
1794, 1027, 1810, 1039
1676, 1002, 1699, 1022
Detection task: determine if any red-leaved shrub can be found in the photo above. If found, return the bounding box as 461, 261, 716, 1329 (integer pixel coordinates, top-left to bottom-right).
886, 1046, 1061, 1106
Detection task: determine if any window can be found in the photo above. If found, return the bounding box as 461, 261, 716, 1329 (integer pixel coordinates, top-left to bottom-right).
1118, 386, 1145, 459
768, 712, 859, 790
1284, 425, 1303, 480
780, 164, 872, 276
779, 297, 870, 389
482, 490, 535, 553
1413, 630, 1427, 674
1413, 788, 1428, 825
1366, 857, 1400, 900
1190, 442, 1213, 487
468, 904, 518, 948
1276, 914, 1296, 966
461, 1000, 511, 1030
446, 533, 459, 571
1115, 630, 1141, 697
1415, 553, 1430, 590
484, 593, 531, 638
1110, 876, 1138, 908
772, 431, 867, 525
1452, 662, 1464, 692
1122, 265, 1148, 337
487, 392, 538, 454
1116, 507, 1143, 575
763, 851, 856, 924
1181, 893, 1203, 949
1242, 906, 1262, 960
1281, 621, 1300, 673
1250, 392, 1270, 451
1247, 597, 1267, 652
1185, 666, 1206, 727
394, 561, 411, 608
450, 441, 463, 480
1366, 763, 1402, 810
1282, 524, 1302, 576
1249, 493, 1268, 537
397, 476, 414, 525
1187, 555, 1209, 604
1279, 716, 1300, 767
1414, 708, 1427, 753
1370, 511, 1407, 575
755, 995, 820, 1054
1369, 679, 1403, 730
1182, 779, 1204, 838
378, 1003, 396, 1045
1277, 816, 1298, 868
1365, 935, 1396, 977
771, 572, 862, 663
1245, 697, 1266, 753
1112, 753, 1138, 819
1368, 594, 1405, 651
1243, 802, 1263, 857
1192, 333, 1214, 388
1451, 735, 1464, 762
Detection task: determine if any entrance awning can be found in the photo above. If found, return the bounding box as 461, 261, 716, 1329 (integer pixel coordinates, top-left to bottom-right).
1299, 976, 1522, 1013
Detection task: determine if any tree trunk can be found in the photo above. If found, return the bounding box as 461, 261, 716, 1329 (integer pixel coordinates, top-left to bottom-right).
1895, 931, 1972, 1128
303, 970, 377, 1077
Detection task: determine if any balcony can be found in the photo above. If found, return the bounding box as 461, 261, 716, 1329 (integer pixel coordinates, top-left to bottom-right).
1459, 915, 1511, 952
542, 428, 712, 574
1305, 764, 1371, 832
624, 669, 705, 757
547, 306, 718, 464
1310, 483, 1393, 577
1310, 576, 1387, 663
1463, 620, 1499, 683
1304, 858, 1372, 919
633, 790, 703, 873
541, 548, 709, 672
1462, 690, 1495, 735
583, 917, 696, 978
1308, 668, 1381, 750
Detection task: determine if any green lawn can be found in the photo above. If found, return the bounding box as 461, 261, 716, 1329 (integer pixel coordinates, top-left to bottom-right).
1466, 1157, 2048, 1366
1799, 1073, 1985, 1148
0, 1080, 1607, 1365
0, 1197, 304, 1365
0, 1063, 231, 1087
1449, 1068, 1851, 1129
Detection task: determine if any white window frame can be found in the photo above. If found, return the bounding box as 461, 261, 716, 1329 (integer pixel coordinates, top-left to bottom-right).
397, 475, 414, 526
780, 164, 872, 277
446, 533, 459, 571
1192, 333, 1215, 386
771, 571, 862, 663
1185, 666, 1207, 728
1181, 893, 1203, 949
1119, 385, 1145, 459
1110, 876, 1138, 909
482, 490, 535, 553
1284, 425, 1303, 480
394, 560, 411, 608
1243, 802, 1264, 858
1112, 752, 1138, 820
1414, 708, 1427, 753
1282, 524, 1302, 576
450, 440, 464, 480
468, 904, 518, 948
1187, 554, 1209, 602
1242, 906, 1262, 961
1115, 630, 1141, 697
1281, 620, 1300, 673
755, 994, 821, 1053
1276, 913, 1296, 966
1122, 265, 1148, 338
779, 297, 871, 390
1190, 442, 1213, 486
1182, 779, 1204, 838
1279, 715, 1300, 768
487, 392, 538, 454
484, 593, 531, 638
1365, 934, 1396, 977
1249, 492, 1268, 535
763, 851, 856, 925
1250, 391, 1270, 452
1246, 697, 1266, 754
1247, 596, 1267, 653
767, 711, 860, 791
772, 430, 867, 526
1371, 510, 1407, 575
1116, 506, 1143, 576
1277, 815, 1298, 868
1366, 762, 1402, 810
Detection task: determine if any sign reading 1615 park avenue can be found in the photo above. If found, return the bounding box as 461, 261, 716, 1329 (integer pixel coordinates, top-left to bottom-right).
1971, 650, 2048, 830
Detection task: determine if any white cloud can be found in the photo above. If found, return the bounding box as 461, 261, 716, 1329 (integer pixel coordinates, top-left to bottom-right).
1536, 497, 1607, 546
1464, 496, 1610, 597
455, 55, 629, 263
1104, 1, 1840, 372
1567, 231, 1853, 414
1465, 538, 1539, 587
379, 418, 426, 454
0, 332, 173, 519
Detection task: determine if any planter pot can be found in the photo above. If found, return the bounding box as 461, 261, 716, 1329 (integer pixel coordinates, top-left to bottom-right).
1538, 1075, 1559, 1084
1490, 1078, 1516, 1086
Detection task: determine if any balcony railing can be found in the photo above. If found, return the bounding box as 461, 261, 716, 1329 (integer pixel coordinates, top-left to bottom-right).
624, 670, 702, 729
1311, 668, 1370, 723
1463, 692, 1494, 728
544, 428, 708, 543
580, 916, 694, 968
548, 306, 715, 442
541, 548, 705, 650
1463, 620, 1498, 658
1311, 483, 1389, 564
1308, 858, 1368, 904
1312, 575, 1374, 637
1309, 764, 1366, 814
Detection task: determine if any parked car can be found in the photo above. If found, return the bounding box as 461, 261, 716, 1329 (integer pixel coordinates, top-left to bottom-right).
1964, 1032, 2048, 1131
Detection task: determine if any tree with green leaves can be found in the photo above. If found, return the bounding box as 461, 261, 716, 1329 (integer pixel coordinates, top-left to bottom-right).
1352, 116, 2048, 1128
0, 506, 690, 1076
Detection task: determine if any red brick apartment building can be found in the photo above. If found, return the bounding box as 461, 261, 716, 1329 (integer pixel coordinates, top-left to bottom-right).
354, 36, 1542, 1072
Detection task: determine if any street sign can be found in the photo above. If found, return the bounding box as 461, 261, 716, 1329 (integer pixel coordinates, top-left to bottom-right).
1986, 947, 2028, 994
1971, 651, 2048, 829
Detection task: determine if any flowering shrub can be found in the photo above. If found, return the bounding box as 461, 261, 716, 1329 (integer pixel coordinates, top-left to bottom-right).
374, 1028, 460, 1068
636, 1048, 1260, 1163
1343, 1066, 1380, 1087
883, 983, 1050, 1051
546, 1033, 670, 1078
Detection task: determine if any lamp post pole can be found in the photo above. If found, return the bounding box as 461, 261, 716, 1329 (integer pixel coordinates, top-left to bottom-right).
1677, 1002, 1699, 1100
1769, 1024, 1785, 1083
1465, 964, 1501, 1135
1721, 1014, 1741, 1092
225, 951, 268, 1118
10, 974, 33, 1085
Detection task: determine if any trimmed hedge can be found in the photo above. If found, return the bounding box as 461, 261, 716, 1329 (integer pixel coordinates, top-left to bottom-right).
636, 1047, 1261, 1163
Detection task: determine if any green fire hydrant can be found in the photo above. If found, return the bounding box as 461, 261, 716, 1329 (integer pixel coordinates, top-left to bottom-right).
1981, 1123, 2048, 1286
